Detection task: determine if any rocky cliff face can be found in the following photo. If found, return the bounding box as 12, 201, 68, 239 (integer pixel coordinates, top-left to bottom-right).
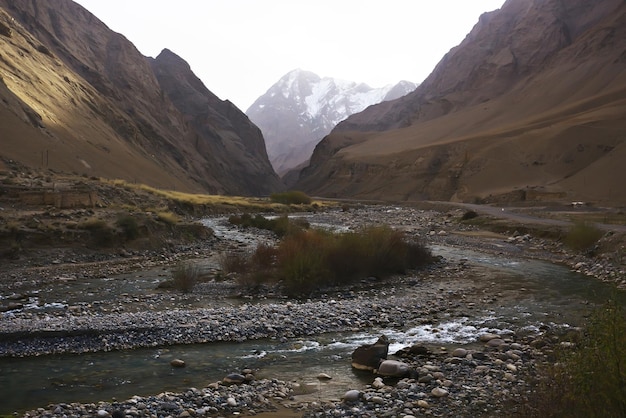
246, 69, 416, 176
0, 0, 281, 195
298, 0, 626, 205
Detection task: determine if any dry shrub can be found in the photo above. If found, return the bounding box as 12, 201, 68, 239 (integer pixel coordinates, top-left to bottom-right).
157, 211, 180, 225
171, 262, 199, 293
115, 214, 139, 240
79, 217, 115, 246
269, 190, 312, 205
518, 299, 626, 418
245, 225, 434, 297
251, 243, 278, 270
461, 210, 478, 220
564, 222, 603, 252
219, 251, 250, 275
228, 213, 308, 237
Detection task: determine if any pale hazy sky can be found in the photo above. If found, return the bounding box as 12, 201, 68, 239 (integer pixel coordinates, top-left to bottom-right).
73, 0, 505, 111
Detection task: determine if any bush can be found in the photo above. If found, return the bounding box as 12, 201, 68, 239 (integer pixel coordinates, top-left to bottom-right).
228, 213, 309, 237
219, 248, 278, 287
276, 230, 333, 295
519, 299, 626, 418
116, 214, 140, 240
251, 243, 278, 270
79, 218, 115, 246
270, 190, 312, 205
219, 251, 251, 275
171, 262, 200, 293
564, 222, 603, 252
461, 210, 478, 220
243, 225, 434, 297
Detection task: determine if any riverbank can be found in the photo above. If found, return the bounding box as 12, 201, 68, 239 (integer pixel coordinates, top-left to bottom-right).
2, 204, 625, 417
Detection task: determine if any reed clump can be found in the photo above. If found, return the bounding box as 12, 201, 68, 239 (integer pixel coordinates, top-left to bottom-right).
225, 224, 434, 297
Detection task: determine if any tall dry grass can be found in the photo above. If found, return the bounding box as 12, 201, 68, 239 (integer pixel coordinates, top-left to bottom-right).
225, 224, 434, 297
517, 298, 626, 418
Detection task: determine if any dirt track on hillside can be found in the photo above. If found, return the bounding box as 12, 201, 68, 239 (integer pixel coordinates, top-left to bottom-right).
438, 201, 626, 233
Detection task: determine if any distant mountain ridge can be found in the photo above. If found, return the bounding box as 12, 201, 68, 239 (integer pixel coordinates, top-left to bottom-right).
246, 69, 417, 176
297, 0, 626, 205
0, 0, 281, 195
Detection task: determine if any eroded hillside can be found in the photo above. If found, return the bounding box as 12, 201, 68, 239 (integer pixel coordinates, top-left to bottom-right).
0, 0, 281, 196
297, 0, 626, 205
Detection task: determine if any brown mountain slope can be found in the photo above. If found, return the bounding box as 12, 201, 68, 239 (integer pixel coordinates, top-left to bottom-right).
0, 0, 281, 195
297, 0, 626, 205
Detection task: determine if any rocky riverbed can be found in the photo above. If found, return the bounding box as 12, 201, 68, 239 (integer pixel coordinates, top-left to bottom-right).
2, 204, 625, 417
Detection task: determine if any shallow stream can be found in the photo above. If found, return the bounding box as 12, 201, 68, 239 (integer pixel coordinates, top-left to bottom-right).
0, 218, 622, 414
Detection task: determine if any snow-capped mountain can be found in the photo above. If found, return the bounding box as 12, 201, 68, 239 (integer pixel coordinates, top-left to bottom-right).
246, 69, 417, 177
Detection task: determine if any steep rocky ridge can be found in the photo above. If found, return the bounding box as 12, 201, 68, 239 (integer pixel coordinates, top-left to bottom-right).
148, 49, 280, 194
246, 69, 416, 177
0, 0, 281, 195
298, 0, 626, 205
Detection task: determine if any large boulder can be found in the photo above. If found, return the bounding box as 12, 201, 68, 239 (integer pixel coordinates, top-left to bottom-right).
351, 335, 389, 371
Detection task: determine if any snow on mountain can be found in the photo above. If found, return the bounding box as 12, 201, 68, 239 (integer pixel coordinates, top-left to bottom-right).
246, 69, 417, 177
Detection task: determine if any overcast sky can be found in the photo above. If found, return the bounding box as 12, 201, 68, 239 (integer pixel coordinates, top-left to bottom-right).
73, 0, 505, 111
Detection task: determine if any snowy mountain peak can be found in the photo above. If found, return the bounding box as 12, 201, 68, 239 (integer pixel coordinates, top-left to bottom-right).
247, 69, 417, 176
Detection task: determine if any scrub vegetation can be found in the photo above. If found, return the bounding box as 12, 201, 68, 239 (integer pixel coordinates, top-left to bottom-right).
519, 298, 626, 418
222, 220, 435, 297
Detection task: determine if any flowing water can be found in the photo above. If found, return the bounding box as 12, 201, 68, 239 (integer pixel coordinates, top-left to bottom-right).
0, 218, 622, 414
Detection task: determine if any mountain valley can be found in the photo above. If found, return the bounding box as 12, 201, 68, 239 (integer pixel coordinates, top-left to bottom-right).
296, 0, 626, 206
0, 0, 281, 196
246, 69, 416, 177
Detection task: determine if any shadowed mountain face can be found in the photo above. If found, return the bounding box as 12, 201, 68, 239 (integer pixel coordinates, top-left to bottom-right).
246, 69, 417, 177
0, 0, 281, 195
297, 0, 626, 205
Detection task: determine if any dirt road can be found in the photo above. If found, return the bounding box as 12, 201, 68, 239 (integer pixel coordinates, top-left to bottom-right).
441, 202, 626, 233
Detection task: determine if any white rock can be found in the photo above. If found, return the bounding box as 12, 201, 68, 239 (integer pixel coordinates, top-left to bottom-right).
372, 377, 385, 389
431, 387, 449, 398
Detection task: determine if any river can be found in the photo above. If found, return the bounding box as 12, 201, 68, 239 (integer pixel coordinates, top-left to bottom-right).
0, 215, 620, 414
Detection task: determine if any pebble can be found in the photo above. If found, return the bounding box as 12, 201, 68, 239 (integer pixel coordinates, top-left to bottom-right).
451, 348, 468, 357
343, 390, 361, 402
371, 377, 385, 389
431, 387, 449, 398
170, 359, 185, 368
